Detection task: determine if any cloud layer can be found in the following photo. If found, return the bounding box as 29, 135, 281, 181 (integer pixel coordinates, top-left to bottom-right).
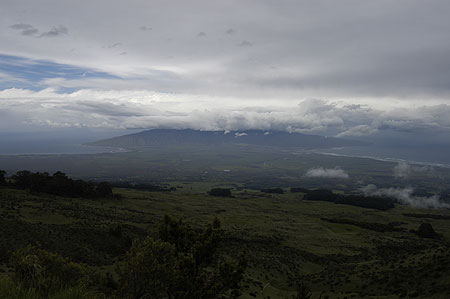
2, 0, 450, 101
2, 88, 450, 137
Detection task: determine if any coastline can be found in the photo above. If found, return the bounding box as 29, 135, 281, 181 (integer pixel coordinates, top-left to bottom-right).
311, 149, 450, 168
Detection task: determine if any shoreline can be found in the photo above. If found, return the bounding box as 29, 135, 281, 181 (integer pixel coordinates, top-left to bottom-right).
311, 150, 450, 168
0, 145, 131, 156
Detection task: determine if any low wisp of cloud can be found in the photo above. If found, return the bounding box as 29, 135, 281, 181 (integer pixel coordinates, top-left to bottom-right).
393, 162, 433, 178
361, 184, 449, 209
304, 167, 349, 179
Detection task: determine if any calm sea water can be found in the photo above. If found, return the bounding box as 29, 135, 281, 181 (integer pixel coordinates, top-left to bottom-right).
0, 131, 132, 155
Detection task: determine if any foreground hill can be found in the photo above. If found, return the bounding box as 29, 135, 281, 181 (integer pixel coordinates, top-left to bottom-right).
1, 184, 450, 298
86, 129, 367, 149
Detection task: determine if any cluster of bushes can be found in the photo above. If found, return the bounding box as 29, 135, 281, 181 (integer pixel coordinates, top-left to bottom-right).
117, 215, 246, 298
1, 170, 113, 198
0, 216, 246, 299
303, 189, 395, 211
0, 244, 98, 299
208, 188, 233, 197
411, 223, 440, 239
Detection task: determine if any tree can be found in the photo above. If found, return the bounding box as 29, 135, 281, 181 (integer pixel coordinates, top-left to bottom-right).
208, 188, 233, 197
117, 215, 246, 299
96, 182, 113, 197
0, 170, 6, 185
412, 223, 440, 239
117, 239, 177, 299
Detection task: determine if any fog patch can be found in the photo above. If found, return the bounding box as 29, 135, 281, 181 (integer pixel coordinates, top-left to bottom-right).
361, 184, 449, 209
305, 167, 349, 179
393, 162, 432, 178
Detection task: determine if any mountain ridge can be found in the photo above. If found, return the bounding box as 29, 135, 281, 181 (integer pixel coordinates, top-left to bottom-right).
86, 129, 368, 149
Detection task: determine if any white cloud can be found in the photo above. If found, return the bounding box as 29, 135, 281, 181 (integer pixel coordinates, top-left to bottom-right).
304, 167, 349, 179
361, 184, 449, 209
336, 125, 378, 137
1, 88, 450, 136
234, 132, 248, 137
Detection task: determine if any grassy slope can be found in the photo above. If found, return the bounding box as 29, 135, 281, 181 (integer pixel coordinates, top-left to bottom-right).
1, 186, 450, 298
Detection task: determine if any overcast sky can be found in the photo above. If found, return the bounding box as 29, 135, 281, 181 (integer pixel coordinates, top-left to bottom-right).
1, 0, 450, 136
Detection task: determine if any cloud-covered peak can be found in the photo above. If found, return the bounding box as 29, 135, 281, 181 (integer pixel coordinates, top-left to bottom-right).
1, 86, 450, 139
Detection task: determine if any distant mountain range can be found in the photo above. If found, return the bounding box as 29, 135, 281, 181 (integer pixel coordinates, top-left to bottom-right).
86, 129, 368, 149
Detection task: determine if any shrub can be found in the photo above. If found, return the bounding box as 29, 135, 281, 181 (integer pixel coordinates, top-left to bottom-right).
10, 245, 87, 297
117, 216, 246, 299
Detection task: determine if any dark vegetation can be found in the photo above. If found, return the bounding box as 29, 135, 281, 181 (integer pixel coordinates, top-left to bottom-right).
290, 187, 310, 193
9, 170, 114, 198
116, 215, 246, 299
0, 214, 246, 298
411, 223, 441, 239
0, 170, 5, 185
293, 281, 312, 299
303, 189, 395, 211
209, 188, 233, 197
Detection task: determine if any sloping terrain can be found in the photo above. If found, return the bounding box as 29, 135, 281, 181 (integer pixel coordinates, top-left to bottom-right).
1, 186, 450, 298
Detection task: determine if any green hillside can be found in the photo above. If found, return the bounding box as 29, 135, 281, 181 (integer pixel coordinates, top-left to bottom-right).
1, 184, 450, 298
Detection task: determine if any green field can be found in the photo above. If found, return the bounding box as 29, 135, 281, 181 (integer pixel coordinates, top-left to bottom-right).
1, 184, 450, 298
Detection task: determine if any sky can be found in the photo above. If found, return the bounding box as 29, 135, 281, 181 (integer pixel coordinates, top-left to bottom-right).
1, 0, 450, 139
